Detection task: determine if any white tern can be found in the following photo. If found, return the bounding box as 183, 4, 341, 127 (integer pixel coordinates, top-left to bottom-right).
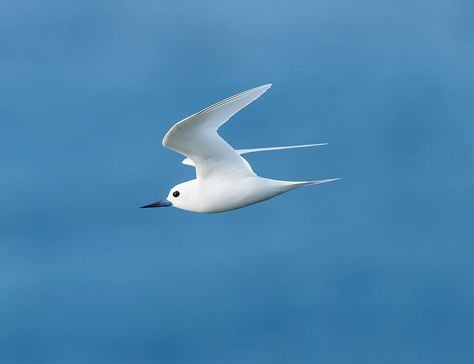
141, 84, 339, 213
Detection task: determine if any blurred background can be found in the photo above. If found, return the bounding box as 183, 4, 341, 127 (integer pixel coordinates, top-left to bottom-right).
1, 1, 473, 363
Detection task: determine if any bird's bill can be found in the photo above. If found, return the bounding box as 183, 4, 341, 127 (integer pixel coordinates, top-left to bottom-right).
140, 199, 172, 208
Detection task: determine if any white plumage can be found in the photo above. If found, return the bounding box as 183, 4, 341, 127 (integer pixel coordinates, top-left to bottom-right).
141, 84, 339, 213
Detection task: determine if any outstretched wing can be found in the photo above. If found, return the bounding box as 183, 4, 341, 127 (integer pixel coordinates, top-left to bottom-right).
182, 143, 328, 173
162, 84, 271, 180
236, 143, 327, 155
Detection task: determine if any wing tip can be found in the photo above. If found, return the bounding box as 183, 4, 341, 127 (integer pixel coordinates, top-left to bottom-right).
259, 83, 272, 91
306, 142, 328, 147
162, 83, 273, 149
249, 83, 272, 93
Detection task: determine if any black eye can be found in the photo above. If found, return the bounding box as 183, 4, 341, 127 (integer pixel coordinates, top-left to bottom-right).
172, 191, 180, 198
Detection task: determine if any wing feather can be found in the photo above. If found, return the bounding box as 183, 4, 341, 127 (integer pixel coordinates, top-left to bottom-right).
182, 143, 327, 169
162, 84, 271, 180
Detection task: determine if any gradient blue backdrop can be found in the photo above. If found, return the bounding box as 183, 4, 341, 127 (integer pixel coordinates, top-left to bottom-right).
1, 1, 473, 363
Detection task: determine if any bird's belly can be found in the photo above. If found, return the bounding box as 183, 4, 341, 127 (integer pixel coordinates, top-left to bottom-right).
196, 178, 281, 213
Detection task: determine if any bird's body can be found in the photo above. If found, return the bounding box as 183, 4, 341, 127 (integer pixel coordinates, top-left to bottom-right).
169, 176, 317, 213
141, 84, 339, 213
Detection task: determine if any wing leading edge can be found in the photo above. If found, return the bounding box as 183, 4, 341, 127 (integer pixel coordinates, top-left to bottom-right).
182, 143, 328, 173
162, 84, 272, 180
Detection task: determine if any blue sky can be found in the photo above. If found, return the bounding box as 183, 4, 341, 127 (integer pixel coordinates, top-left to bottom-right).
1, 1, 473, 363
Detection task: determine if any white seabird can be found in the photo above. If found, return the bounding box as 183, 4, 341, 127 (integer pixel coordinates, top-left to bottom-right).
141, 84, 339, 213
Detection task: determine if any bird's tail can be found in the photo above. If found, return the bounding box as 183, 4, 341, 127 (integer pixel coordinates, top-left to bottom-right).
269, 178, 340, 194
291, 178, 341, 187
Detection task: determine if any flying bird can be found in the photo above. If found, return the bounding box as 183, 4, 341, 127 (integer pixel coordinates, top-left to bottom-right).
141, 84, 339, 213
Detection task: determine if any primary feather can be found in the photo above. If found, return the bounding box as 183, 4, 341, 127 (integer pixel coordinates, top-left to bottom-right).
163, 84, 271, 180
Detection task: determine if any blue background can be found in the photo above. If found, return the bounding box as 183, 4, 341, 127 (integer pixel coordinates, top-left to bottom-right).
1, 1, 473, 363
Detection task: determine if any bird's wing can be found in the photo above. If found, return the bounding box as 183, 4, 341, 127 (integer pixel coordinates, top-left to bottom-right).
237, 143, 327, 155
162, 84, 271, 180
182, 143, 328, 170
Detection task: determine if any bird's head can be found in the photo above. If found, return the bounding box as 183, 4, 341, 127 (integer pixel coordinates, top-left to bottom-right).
140, 180, 197, 211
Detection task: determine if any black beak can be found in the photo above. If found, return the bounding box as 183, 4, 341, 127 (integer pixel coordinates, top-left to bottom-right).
140, 199, 172, 208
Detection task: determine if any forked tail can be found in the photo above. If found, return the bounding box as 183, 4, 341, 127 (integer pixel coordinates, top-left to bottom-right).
292, 178, 341, 186
270, 177, 341, 194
